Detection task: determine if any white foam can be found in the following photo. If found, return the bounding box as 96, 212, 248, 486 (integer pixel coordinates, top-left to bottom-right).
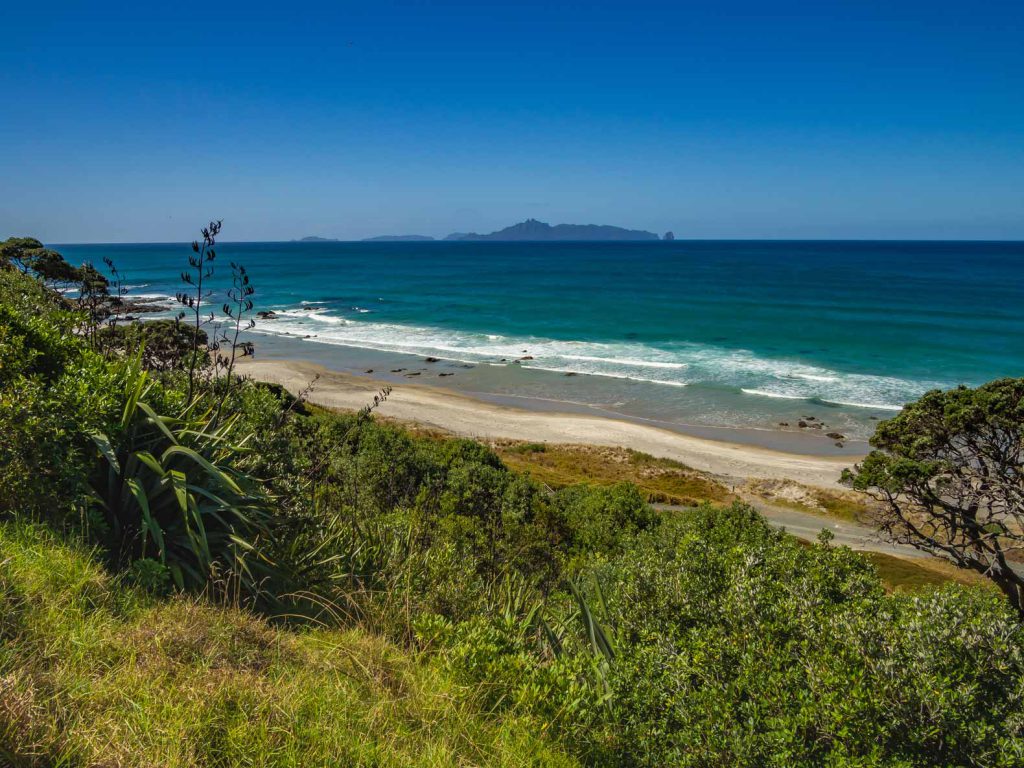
818, 399, 904, 412
252, 306, 945, 410
789, 372, 839, 383
127, 292, 174, 301
561, 354, 687, 369
741, 388, 806, 400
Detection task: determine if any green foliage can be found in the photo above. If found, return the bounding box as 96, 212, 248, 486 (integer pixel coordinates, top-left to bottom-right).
98, 318, 209, 372
845, 378, 1024, 612
0, 270, 121, 517
551, 482, 659, 561
0, 520, 576, 767
88, 367, 274, 594
0, 236, 49, 273
434, 504, 1024, 766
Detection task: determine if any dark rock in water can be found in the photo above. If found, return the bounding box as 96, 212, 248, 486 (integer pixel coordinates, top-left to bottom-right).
425, 356, 440, 363
511, 360, 521, 365
460, 364, 474, 369
826, 432, 845, 440
439, 372, 454, 377
779, 422, 789, 427
390, 368, 405, 373
365, 369, 374, 374
663, 231, 675, 241
834, 441, 844, 448
119, 298, 170, 315
804, 416, 816, 421
798, 420, 808, 428
500, 358, 507, 362
869, 416, 879, 420
565, 372, 578, 377
257, 310, 277, 319
405, 372, 421, 377
519, 355, 534, 361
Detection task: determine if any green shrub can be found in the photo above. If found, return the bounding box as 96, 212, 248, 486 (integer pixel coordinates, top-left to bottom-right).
551, 482, 659, 561
0, 270, 122, 518
585, 504, 1024, 766
97, 319, 209, 372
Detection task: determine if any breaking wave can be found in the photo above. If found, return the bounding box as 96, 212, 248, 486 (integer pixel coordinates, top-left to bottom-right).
249, 304, 944, 411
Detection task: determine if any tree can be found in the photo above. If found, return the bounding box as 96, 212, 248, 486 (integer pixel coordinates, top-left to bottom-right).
32, 249, 83, 290
97, 319, 208, 372
0, 237, 57, 274
76, 262, 110, 346
844, 378, 1024, 613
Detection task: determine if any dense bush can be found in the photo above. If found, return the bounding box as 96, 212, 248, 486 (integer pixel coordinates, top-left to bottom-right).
437, 505, 1024, 766
97, 319, 209, 372
592, 505, 1024, 766
0, 270, 122, 518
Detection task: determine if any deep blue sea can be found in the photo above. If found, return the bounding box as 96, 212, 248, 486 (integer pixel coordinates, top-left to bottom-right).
58, 240, 1024, 444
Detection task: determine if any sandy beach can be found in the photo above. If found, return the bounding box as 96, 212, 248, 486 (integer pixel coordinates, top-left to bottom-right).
236, 357, 860, 489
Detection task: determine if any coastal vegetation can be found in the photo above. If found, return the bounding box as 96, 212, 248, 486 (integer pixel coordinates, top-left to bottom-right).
846, 379, 1024, 614
1, 230, 1023, 766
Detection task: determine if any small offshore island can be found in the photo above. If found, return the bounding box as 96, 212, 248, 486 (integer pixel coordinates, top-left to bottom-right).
358, 218, 668, 242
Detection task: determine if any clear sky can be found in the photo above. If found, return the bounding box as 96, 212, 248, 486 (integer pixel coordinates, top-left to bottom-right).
2, 1, 1022, 242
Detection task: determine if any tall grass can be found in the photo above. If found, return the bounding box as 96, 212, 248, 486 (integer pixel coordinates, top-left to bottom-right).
0, 520, 577, 767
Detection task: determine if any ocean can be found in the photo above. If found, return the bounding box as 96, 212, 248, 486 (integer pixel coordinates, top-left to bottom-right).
58, 240, 1024, 448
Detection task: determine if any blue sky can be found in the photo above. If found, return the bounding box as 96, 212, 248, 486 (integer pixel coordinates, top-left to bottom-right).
2, 1, 1022, 242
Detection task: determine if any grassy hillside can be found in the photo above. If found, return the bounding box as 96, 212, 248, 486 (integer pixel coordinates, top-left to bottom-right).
0, 521, 575, 767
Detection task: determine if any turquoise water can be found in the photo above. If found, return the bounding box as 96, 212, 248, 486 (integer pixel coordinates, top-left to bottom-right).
59, 240, 1024, 442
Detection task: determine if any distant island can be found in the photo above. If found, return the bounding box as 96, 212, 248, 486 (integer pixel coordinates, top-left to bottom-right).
320, 220, 670, 243
445, 219, 661, 241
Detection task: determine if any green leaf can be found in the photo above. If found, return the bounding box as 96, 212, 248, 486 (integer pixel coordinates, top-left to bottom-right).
127, 477, 165, 561
88, 429, 120, 474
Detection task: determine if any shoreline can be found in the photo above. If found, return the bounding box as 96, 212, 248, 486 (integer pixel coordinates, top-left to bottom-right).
242, 330, 875, 456
236, 357, 862, 489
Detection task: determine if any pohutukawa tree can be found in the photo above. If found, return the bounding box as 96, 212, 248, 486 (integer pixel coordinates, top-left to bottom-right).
844, 378, 1024, 613
0, 236, 51, 273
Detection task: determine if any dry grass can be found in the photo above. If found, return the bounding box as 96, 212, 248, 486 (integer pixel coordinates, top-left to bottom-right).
492, 441, 733, 506
866, 551, 993, 593
744, 478, 875, 523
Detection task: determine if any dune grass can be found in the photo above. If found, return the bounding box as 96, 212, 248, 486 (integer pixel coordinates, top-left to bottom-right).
0, 520, 576, 768
493, 441, 732, 506
866, 551, 992, 593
